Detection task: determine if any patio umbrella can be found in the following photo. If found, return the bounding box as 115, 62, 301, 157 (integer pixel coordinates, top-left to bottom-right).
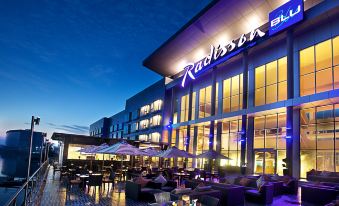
91, 143, 109, 168
141, 148, 161, 167
96, 141, 147, 168
157, 146, 195, 158
196, 150, 231, 173
195, 150, 231, 160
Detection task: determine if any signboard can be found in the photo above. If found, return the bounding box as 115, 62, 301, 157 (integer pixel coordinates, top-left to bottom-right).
181, 28, 266, 87
269, 0, 304, 36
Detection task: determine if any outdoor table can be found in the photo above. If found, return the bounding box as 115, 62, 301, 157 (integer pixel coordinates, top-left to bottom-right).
173, 172, 190, 185
76, 174, 89, 190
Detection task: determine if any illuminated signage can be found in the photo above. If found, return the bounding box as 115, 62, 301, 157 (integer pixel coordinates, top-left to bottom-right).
181, 28, 265, 87
269, 0, 304, 36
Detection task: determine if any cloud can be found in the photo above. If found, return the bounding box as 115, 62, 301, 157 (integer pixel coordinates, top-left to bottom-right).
46, 122, 89, 134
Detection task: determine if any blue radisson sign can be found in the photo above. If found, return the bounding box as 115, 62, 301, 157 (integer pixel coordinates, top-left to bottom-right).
269, 0, 304, 36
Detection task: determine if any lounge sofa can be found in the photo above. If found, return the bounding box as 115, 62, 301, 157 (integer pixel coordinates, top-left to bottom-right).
301, 184, 339, 205
125, 180, 163, 202
184, 179, 245, 206
307, 170, 339, 183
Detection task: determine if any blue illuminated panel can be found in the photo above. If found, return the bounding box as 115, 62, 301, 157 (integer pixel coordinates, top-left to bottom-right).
269, 0, 304, 36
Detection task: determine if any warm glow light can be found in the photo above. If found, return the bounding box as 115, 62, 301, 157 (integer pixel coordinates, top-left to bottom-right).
194, 48, 206, 60
215, 33, 230, 46
246, 14, 262, 31
176, 59, 188, 72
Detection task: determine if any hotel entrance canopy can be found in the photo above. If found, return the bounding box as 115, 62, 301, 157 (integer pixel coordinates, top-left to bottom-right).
143, 0, 322, 79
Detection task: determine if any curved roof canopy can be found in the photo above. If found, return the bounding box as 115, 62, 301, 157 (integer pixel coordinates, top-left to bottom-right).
143, 0, 322, 78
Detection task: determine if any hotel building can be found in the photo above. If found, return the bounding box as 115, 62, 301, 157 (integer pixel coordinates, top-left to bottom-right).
91, 0, 339, 179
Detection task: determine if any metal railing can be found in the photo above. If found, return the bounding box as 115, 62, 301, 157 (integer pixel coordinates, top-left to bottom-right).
5, 160, 49, 206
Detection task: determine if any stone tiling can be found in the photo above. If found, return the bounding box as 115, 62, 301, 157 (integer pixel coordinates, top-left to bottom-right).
37, 167, 302, 206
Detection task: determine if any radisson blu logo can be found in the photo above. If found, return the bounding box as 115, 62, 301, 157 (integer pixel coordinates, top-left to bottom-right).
181, 28, 266, 87
269, 0, 304, 36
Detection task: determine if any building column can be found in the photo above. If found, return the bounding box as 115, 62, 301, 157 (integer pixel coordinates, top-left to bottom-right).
241, 51, 249, 174
246, 117, 255, 174
186, 83, 194, 152
209, 68, 217, 151
286, 29, 299, 177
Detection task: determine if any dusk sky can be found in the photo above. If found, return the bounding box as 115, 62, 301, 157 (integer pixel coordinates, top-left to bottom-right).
0, 0, 210, 138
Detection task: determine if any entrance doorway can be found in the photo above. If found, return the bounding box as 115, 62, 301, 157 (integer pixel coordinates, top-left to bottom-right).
254, 149, 276, 174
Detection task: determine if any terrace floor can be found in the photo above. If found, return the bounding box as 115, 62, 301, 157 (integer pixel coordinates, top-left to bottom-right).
35, 167, 303, 206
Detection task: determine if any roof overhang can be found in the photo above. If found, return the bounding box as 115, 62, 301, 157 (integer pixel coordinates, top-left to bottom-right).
143, 0, 323, 78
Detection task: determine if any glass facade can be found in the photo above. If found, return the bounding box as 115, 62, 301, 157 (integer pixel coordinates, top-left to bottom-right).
199, 85, 212, 118
300, 36, 339, 96
255, 57, 287, 106
220, 118, 242, 167
300, 104, 339, 178
180, 94, 189, 122
223, 74, 243, 113
254, 112, 286, 175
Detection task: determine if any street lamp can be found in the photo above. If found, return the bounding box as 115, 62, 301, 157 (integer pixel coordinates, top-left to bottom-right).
24, 116, 40, 205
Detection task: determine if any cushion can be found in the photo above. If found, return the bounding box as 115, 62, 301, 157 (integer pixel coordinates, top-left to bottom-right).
271, 174, 280, 181
171, 188, 192, 194
134, 176, 150, 188
239, 177, 251, 186
154, 174, 167, 186
256, 176, 264, 189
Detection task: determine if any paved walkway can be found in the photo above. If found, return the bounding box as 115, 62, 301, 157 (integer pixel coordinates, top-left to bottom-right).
38, 167, 147, 206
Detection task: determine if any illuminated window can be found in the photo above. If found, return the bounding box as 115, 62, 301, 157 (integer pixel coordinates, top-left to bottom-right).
300, 36, 339, 96
220, 118, 242, 167
191, 92, 196, 120
255, 57, 287, 106
300, 104, 339, 178
173, 98, 178, 124
150, 115, 161, 127
222, 74, 243, 113
199, 85, 212, 118
171, 129, 176, 147
149, 132, 160, 142
151, 100, 162, 112
254, 112, 286, 175
178, 127, 187, 150
139, 134, 148, 141
139, 119, 149, 130
180, 95, 189, 122
140, 105, 150, 116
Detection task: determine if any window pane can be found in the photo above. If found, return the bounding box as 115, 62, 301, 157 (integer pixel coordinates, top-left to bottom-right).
231, 95, 239, 112
316, 39, 332, 70
317, 123, 334, 149
231, 75, 240, 95
316, 68, 333, 93
277, 150, 286, 176
265, 129, 277, 149
266, 61, 277, 85
300, 150, 316, 178
266, 114, 278, 128
334, 36, 339, 66
300, 46, 315, 75
205, 103, 211, 117
229, 133, 238, 150
223, 98, 230, 113
239, 94, 243, 110
206, 86, 212, 103
317, 105, 334, 123
300, 73, 315, 96
240, 73, 243, 94
223, 79, 231, 98
199, 88, 205, 104
278, 81, 287, 101
230, 120, 239, 132
300, 124, 316, 149
254, 116, 265, 129
278, 113, 286, 128
254, 130, 264, 148
221, 133, 229, 151
255, 88, 265, 106
266, 84, 277, 104
277, 127, 286, 149
317, 150, 334, 172
334, 66, 339, 89
336, 104, 339, 122
278, 57, 287, 82
301, 107, 316, 125
255, 65, 265, 88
